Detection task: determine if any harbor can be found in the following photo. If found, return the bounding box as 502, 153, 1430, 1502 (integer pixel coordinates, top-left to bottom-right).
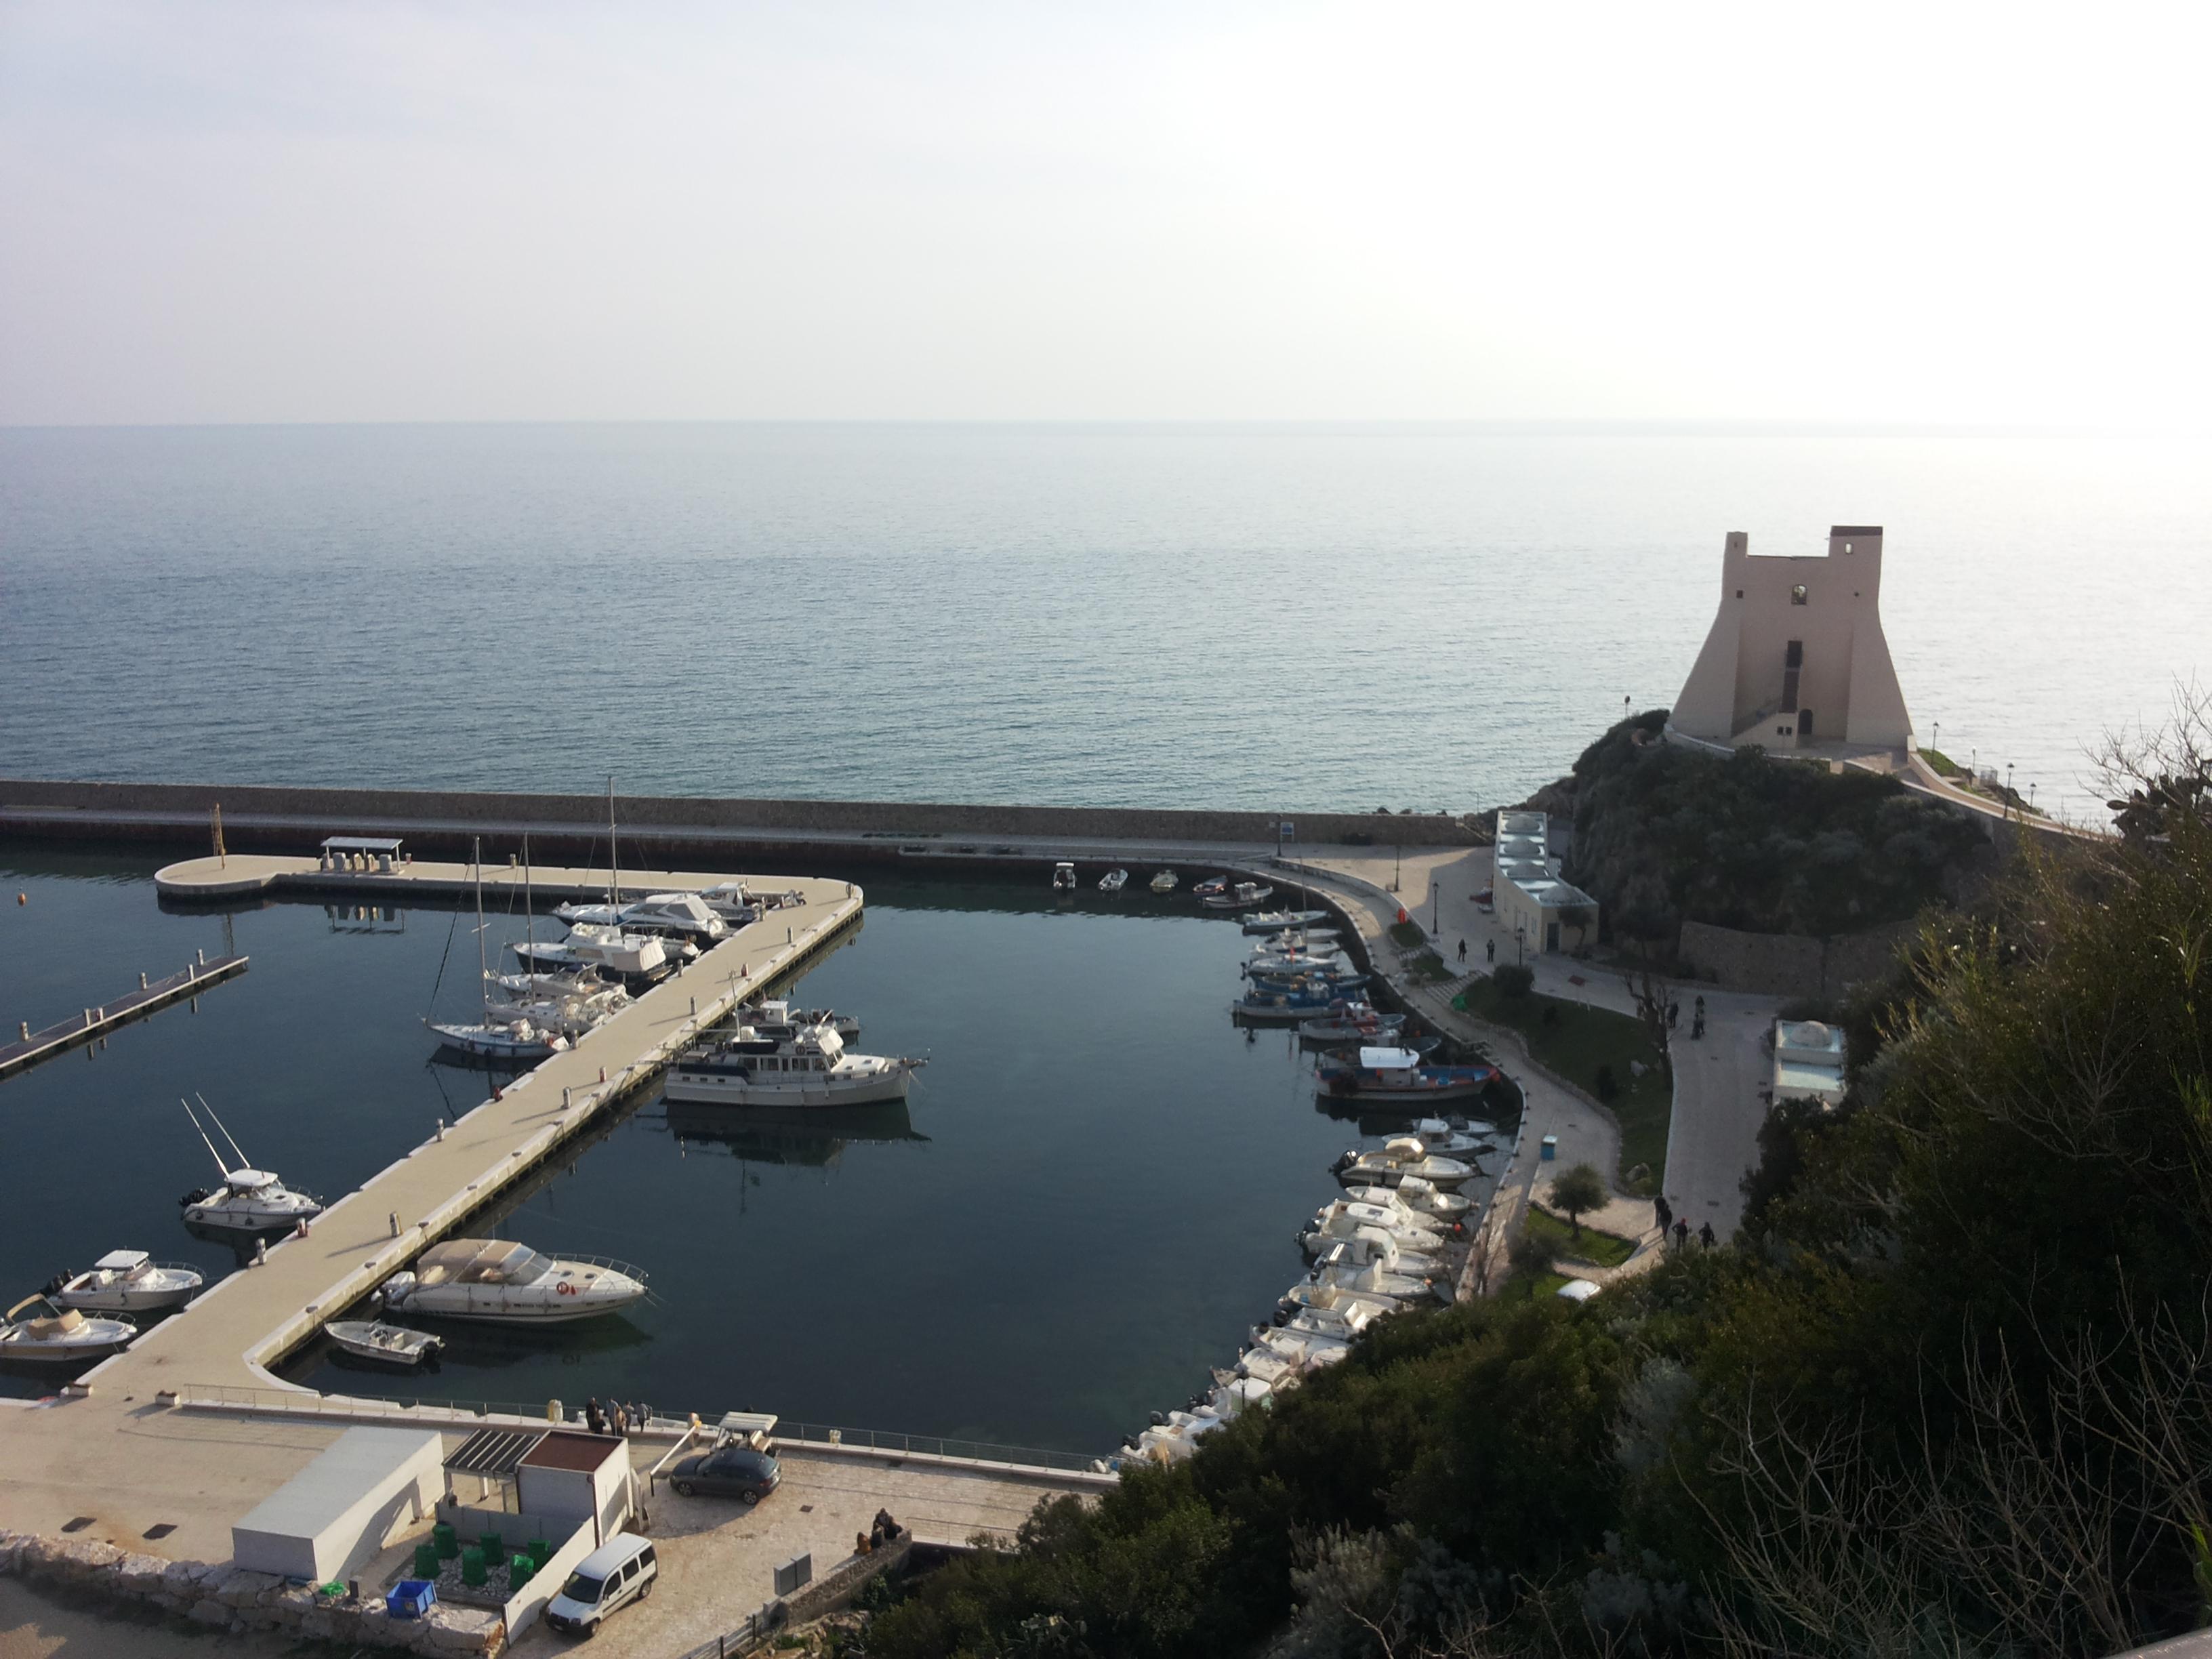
0, 949, 248, 1080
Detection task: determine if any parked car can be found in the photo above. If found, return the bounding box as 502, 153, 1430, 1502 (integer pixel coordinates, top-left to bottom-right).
544, 1534, 657, 1638
668, 1444, 781, 1504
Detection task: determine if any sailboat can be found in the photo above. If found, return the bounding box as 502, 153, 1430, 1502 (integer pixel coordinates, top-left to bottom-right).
431, 838, 573, 1061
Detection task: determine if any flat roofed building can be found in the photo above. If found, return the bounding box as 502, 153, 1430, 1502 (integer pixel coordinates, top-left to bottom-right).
1669, 526, 1913, 756
230, 1426, 443, 1584
1773, 1019, 1847, 1106
1492, 811, 1599, 955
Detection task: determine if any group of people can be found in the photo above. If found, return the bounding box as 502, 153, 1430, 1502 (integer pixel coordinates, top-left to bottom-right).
1652, 1193, 1715, 1250
1663, 994, 1710, 1042
585, 1396, 649, 1437
856, 1509, 903, 1555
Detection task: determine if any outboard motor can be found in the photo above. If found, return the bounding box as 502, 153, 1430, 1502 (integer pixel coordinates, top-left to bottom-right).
43, 1271, 70, 1296
1147, 1409, 1166, 1427
180, 1187, 212, 1208
1332, 1149, 1355, 1171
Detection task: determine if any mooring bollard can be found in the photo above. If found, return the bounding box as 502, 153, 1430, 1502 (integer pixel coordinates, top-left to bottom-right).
140, 972, 148, 990
436, 1117, 446, 1141
197, 947, 205, 966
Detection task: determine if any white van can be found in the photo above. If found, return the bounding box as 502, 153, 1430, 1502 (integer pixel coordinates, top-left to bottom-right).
544, 1534, 658, 1638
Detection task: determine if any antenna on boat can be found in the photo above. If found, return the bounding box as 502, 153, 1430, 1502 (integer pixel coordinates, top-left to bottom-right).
182, 1095, 240, 1179
194, 1092, 252, 1168
607, 775, 619, 910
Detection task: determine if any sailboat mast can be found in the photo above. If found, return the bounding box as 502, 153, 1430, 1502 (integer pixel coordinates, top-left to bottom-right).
523, 834, 535, 981
607, 775, 619, 909
474, 836, 489, 1020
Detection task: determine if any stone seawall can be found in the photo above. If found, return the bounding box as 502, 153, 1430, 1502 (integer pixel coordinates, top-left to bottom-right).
1677, 918, 1916, 1002
0, 1527, 501, 1654
0, 778, 1479, 853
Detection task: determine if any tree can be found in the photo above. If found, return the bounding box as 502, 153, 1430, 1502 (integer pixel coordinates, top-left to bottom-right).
1620, 958, 1676, 1085
1492, 963, 1534, 1000
1549, 1162, 1607, 1237
1560, 903, 1596, 951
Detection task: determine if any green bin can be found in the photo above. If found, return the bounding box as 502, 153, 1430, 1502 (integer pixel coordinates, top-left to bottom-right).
508, 1553, 535, 1590
413, 1541, 441, 1579
432, 1523, 459, 1561
478, 1532, 506, 1566
460, 1547, 487, 1588
527, 1538, 552, 1568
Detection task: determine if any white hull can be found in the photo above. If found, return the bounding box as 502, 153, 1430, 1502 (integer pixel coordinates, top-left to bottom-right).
0, 1328, 134, 1363
53, 1271, 201, 1314
327, 1321, 444, 1366
430, 1021, 569, 1060
662, 1067, 914, 1107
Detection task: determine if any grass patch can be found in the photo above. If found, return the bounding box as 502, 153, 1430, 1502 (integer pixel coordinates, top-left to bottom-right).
1387, 919, 1428, 949
1503, 1269, 1576, 1303
1524, 1204, 1637, 1267
1404, 949, 1454, 985
1919, 746, 1963, 777
1453, 977, 1670, 1193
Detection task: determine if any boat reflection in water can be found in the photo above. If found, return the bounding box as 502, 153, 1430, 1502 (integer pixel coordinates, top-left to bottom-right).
662, 1099, 928, 1171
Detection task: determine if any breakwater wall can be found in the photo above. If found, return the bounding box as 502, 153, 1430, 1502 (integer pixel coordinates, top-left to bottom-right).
0, 778, 1480, 862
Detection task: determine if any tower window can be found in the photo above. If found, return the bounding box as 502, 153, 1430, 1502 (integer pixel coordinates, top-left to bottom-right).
1791, 585, 1808, 605
1735, 590, 1744, 599
1843, 541, 1852, 554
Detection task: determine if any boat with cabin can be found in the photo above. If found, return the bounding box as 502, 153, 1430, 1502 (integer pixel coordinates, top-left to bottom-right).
178, 1096, 324, 1233
1052, 862, 1078, 891
730, 998, 860, 1042
1348, 1173, 1473, 1222
0, 1296, 135, 1364
1296, 1001, 1406, 1043
1309, 1239, 1444, 1303
1303, 1197, 1452, 1258
1315, 1046, 1497, 1105
1334, 1135, 1479, 1189
47, 1251, 202, 1313
326, 1321, 445, 1368
664, 1021, 922, 1107
1203, 881, 1274, 910
512, 923, 675, 984
1098, 869, 1128, 892
552, 892, 729, 947
379, 1239, 648, 1326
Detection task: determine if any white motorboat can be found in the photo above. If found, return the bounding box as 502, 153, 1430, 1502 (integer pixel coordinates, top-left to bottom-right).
1304, 1198, 1451, 1258
1407, 1117, 1499, 1158
1150, 870, 1179, 893
430, 1015, 571, 1061
380, 1239, 648, 1326
1242, 909, 1330, 935
47, 1250, 202, 1313
0, 1296, 134, 1364
1277, 1279, 1401, 1325
327, 1321, 445, 1368
1248, 1324, 1350, 1368
178, 1096, 323, 1233
1122, 1376, 1269, 1464
1244, 949, 1357, 979
1098, 869, 1128, 893
1203, 882, 1275, 910
1310, 1240, 1443, 1303
664, 1022, 922, 1107
489, 968, 616, 1001
553, 892, 727, 947
1052, 862, 1078, 891
1279, 1299, 1387, 1343
512, 924, 674, 982
1334, 1136, 1479, 1190
694, 882, 762, 926
1301, 1215, 1448, 1275
1250, 928, 1340, 955
1353, 1173, 1473, 1221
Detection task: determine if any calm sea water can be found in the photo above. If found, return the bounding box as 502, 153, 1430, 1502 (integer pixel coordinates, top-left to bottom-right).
0, 855, 1425, 1452
2, 424, 2206, 820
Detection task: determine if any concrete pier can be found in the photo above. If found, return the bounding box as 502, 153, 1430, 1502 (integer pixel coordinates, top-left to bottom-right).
0, 952, 247, 1080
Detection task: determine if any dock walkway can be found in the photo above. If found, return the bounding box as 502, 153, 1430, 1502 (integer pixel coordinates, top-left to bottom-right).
0, 952, 247, 1080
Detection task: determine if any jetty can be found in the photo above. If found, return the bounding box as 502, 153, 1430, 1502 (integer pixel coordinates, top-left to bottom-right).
0, 951, 247, 1080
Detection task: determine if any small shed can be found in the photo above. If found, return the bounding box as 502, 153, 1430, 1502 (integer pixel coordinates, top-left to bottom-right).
320, 836, 405, 872
518, 1431, 633, 1547
232, 1427, 443, 1584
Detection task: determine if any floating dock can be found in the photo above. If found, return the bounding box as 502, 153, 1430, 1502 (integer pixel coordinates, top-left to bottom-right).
0, 951, 247, 1080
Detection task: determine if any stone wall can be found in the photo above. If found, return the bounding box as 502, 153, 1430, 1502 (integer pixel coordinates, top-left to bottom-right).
1677, 918, 1915, 1002
0, 778, 1479, 851
0, 1528, 501, 1655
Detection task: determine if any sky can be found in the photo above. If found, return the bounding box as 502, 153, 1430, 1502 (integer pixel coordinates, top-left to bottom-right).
2, 1, 2206, 428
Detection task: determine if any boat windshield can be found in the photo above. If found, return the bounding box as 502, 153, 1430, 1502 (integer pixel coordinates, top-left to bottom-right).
561, 1571, 604, 1604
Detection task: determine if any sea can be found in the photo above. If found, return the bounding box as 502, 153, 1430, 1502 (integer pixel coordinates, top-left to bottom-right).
3, 422, 2207, 819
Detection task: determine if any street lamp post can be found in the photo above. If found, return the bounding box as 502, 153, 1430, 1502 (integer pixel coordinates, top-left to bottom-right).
2006, 763, 2015, 817
1392, 843, 1401, 895
1514, 924, 1525, 968
1431, 878, 1440, 935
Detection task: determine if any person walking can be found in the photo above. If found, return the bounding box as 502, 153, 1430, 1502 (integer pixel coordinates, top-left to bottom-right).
586, 1397, 605, 1436
1698, 1221, 1716, 1249
1458, 939, 1467, 964
1673, 1218, 1690, 1250
1654, 1195, 1673, 1236
611, 1400, 629, 1437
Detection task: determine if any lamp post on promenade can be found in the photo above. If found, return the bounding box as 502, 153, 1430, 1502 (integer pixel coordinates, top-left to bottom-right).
1393, 843, 1401, 895
1431, 878, 1440, 936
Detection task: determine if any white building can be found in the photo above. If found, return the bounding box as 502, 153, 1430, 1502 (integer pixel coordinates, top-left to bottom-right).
1668, 526, 1914, 756
1772, 1019, 1847, 1106
1492, 811, 1599, 956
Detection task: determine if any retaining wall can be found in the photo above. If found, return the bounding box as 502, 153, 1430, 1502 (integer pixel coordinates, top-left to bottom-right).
1677, 918, 1916, 1002
0, 778, 1479, 851
0, 1527, 501, 1654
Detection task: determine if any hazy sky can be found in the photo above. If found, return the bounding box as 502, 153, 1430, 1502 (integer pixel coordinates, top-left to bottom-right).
3, 1, 2205, 427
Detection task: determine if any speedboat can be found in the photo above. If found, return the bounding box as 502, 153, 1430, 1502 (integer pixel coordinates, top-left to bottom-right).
512, 923, 674, 984
1277, 1298, 1387, 1343
1301, 1218, 1448, 1277
1334, 1136, 1479, 1190
47, 1250, 201, 1313
731, 998, 859, 1041
1297, 1002, 1406, 1043
664, 1022, 922, 1107
1122, 1376, 1269, 1464
1315, 1047, 1497, 1105
1408, 1116, 1498, 1158
0, 1296, 134, 1364
1150, 870, 1179, 893
380, 1239, 648, 1326
1250, 928, 1340, 955
1247, 1324, 1350, 1369
1350, 1174, 1473, 1222
1304, 1198, 1451, 1258
554, 893, 727, 947
327, 1321, 445, 1368
178, 1095, 323, 1233
1309, 1240, 1443, 1303
1098, 869, 1128, 893
1243, 909, 1330, 935
1052, 862, 1078, 891
695, 882, 762, 926
1277, 1279, 1403, 1324
1203, 882, 1274, 910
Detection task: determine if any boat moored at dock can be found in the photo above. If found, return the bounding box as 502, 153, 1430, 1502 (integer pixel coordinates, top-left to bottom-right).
1315, 1046, 1497, 1105
380, 1238, 649, 1325
178, 1095, 324, 1233
0, 1295, 136, 1364
1242, 909, 1329, 935
47, 1250, 202, 1313
1203, 881, 1274, 910
664, 1021, 921, 1107
1334, 1136, 1479, 1189
325, 1320, 445, 1368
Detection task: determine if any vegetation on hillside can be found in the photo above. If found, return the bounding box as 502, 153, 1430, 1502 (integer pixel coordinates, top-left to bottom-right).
1557, 710, 1988, 943
863, 714, 2212, 1659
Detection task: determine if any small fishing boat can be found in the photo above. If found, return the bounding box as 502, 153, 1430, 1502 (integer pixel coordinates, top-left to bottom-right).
1193, 876, 1229, 897
380, 1239, 648, 1326
1250, 928, 1340, 954
1304, 1197, 1452, 1258
430, 1015, 571, 1061
1244, 949, 1357, 979
1334, 1136, 1479, 1190
664, 1022, 923, 1107
1233, 985, 1347, 1023
1203, 881, 1274, 910
1296, 1002, 1406, 1043
552, 892, 729, 947
178, 1096, 323, 1233
1150, 869, 1179, 893
1098, 869, 1128, 893
1277, 1279, 1404, 1324
1247, 966, 1366, 996
1309, 1239, 1444, 1303
47, 1250, 202, 1313
1243, 909, 1330, 935
1052, 862, 1078, 891
326, 1321, 445, 1368
1247, 1324, 1351, 1368
1349, 1173, 1473, 1222
1315, 1047, 1497, 1105
0, 1296, 134, 1364
1408, 1117, 1499, 1158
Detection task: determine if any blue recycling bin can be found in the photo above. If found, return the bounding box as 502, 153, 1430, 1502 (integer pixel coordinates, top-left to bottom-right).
1540, 1134, 1557, 1162
387, 1579, 438, 1620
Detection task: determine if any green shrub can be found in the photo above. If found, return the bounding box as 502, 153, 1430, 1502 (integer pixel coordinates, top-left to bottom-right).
1493, 963, 1535, 999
